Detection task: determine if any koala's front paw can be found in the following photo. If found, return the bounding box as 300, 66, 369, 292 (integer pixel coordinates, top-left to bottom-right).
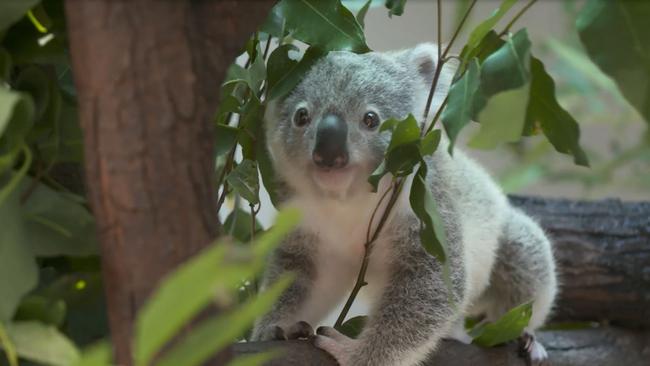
519, 332, 549, 366
259, 321, 315, 341
313, 326, 359, 366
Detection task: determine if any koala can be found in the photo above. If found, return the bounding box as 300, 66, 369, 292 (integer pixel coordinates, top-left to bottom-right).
252, 44, 557, 366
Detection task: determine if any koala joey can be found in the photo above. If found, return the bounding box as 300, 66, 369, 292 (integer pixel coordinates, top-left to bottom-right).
252, 44, 557, 366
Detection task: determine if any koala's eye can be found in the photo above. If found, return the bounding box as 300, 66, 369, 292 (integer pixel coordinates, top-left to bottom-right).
362, 111, 380, 130
293, 107, 311, 127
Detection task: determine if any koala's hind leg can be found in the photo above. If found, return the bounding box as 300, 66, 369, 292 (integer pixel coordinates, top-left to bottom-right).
478, 208, 557, 365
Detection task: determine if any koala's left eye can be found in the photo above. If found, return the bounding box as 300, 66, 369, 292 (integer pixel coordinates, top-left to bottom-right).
362, 111, 380, 130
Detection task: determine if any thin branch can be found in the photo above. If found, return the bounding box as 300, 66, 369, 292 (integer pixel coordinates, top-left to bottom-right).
441, 0, 478, 60
335, 179, 404, 327
499, 0, 538, 37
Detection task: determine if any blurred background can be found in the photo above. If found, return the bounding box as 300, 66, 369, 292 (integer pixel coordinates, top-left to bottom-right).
346, 0, 649, 201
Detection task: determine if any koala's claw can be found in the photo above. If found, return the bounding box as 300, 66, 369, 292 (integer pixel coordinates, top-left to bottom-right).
313, 326, 358, 366
260, 321, 314, 341
286, 321, 315, 340
519, 332, 549, 366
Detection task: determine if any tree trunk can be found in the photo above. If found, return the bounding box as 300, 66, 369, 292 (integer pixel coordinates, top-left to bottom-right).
234, 196, 650, 365
510, 195, 650, 328
64, 1, 275, 364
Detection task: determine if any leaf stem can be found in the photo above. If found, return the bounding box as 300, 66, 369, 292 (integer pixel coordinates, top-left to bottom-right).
442, 0, 478, 60
334, 179, 404, 327
499, 0, 538, 37
0, 323, 18, 366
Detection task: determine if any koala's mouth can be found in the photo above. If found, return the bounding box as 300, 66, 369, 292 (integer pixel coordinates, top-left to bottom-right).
310, 164, 358, 193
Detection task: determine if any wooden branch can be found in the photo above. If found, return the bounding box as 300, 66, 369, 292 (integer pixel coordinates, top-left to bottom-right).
510, 195, 650, 328
234, 196, 650, 365
64, 1, 275, 364
233, 327, 650, 366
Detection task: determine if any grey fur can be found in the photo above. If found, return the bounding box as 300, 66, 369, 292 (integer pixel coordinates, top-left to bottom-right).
253, 44, 557, 366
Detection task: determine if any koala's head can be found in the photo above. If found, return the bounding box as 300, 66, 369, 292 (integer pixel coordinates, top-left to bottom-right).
265, 44, 451, 199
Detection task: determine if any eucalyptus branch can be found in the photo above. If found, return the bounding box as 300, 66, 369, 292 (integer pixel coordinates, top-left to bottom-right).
334, 178, 404, 327
336, 0, 478, 327
499, 0, 538, 37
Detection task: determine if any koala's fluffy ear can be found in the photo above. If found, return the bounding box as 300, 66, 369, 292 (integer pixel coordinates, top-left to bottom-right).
405, 43, 440, 85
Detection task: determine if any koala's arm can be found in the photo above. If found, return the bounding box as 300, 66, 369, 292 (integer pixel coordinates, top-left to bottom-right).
250, 231, 317, 341
345, 225, 464, 366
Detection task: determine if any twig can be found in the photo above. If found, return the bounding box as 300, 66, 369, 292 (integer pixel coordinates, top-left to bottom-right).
441, 0, 478, 60
499, 0, 538, 37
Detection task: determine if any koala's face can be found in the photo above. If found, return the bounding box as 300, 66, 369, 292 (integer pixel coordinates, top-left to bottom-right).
266, 45, 442, 199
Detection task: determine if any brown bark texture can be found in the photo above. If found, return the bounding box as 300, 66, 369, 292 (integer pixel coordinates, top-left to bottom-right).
234, 196, 650, 365
64, 1, 276, 364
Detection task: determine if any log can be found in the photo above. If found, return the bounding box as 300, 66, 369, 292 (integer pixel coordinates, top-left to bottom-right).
233, 327, 650, 366
64, 1, 275, 364
510, 195, 650, 328
234, 196, 650, 365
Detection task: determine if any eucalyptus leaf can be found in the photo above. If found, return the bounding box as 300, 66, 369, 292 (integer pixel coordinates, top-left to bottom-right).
0, 0, 40, 32
356, 0, 373, 28
157, 275, 293, 366
335, 315, 367, 338
471, 302, 532, 347
0, 86, 35, 152
463, 0, 517, 55
0, 181, 38, 322
134, 209, 300, 366
215, 123, 239, 158
19, 176, 98, 257
0, 48, 11, 81
224, 208, 264, 243
577, 0, 650, 124
409, 165, 447, 262
226, 352, 281, 366
525, 57, 589, 166
227, 160, 260, 205
442, 59, 480, 152
73, 341, 112, 366
385, 0, 406, 17
14, 296, 66, 327
419, 129, 442, 157
4, 321, 80, 366
367, 160, 387, 192
267, 46, 326, 100
267, 0, 370, 53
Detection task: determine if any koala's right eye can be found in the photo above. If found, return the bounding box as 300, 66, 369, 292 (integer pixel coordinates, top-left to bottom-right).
293, 107, 311, 127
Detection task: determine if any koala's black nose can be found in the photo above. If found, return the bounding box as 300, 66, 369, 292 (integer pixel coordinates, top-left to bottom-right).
313, 114, 349, 169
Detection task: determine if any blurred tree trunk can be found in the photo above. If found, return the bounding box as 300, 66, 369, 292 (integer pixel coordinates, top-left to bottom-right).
64, 1, 276, 364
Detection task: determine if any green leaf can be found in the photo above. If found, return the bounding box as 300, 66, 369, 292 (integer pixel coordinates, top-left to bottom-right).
385, 0, 406, 17
73, 341, 112, 366
223, 53, 266, 98
408, 165, 447, 262
227, 160, 260, 205
468, 86, 530, 149
19, 176, 98, 257
441, 59, 481, 152
576, 0, 650, 124
14, 295, 66, 327
0, 85, 35, 151
0, 48, 11, 81
215, 123, 239, 157
335, 315, 367, 338
157, 275, 294, 366
134, 209, 300, 366
464, 0, 518, 53
356, 0, 372, 28
267, 46, 326, 100
0, 175, 38, 322
0, 323, 18, 366
0, 0, 40, 31
419, 129, 442, 157
468, 29, 532, 149
224, 208, 264, 243
256, 128, 281, 207
525, 57, 589, 166
3, 321, 80, 366
471, 302, 532, 347
237, 98, 265, 160
384, 115, 422, 176
367, 160, 387, 192
268, 0, 370, 53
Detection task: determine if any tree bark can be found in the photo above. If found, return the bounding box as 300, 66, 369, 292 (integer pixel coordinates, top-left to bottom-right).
234, 196, 650, 365
233, 327, 650, 366
510, 195, 650, 328
64, 1, 276, 364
